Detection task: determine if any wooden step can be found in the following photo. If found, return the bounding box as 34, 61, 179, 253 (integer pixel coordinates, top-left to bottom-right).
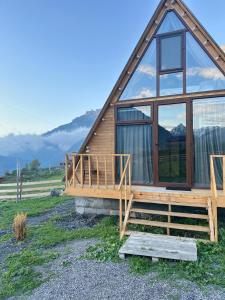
128, 219, 210, 233
133, 197, 208, 208
131, 208, 209, 220
119, 232, 198, 261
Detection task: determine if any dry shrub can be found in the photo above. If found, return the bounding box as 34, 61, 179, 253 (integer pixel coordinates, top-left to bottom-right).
13, 213, 27, 241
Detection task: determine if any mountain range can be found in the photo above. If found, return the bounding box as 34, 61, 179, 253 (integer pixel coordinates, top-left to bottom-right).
0, 109, 100, 175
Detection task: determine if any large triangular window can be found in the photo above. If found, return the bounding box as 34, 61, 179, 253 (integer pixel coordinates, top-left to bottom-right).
157, 11, 185, 34
186, 33, 225, 93
119, 39, 156, 100
119, 10, 225, 101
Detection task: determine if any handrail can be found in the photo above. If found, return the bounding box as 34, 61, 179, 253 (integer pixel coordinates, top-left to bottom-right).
65, 152, 133, 236
118, 156, 131, 190
210, 154, 225, 242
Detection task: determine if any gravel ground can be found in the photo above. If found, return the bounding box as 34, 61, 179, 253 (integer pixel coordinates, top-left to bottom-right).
2, 199, 225, 300
25, 239, 225, 300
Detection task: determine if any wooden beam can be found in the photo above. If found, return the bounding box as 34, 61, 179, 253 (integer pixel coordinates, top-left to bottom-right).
128, 219, 210, 233
130, 208, 209, 220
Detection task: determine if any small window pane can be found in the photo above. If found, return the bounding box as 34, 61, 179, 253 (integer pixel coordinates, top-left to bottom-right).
117, 106, 151, 121
161, 35, 182, 71
157, 11, 185, 34
160, 72, 183, 96
119, 39, 156, 100
186, 33, 225, 93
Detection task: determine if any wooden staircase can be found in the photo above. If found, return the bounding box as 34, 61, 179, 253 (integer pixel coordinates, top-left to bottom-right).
120, 193, 216, 242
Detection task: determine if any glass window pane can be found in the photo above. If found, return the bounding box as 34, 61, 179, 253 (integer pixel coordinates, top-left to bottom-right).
119, 39, 156, 100
160, 72, 183, 96
186, 33, 225, 93
157, 11, 185, 34
116, 124, 153, 184
193, 97, 225, 187
161, 35, 182, 70
117, 106, 151, 121
158, 103, 187, 183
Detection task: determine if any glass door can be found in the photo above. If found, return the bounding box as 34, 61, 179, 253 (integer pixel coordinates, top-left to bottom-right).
155, 102, 190, 187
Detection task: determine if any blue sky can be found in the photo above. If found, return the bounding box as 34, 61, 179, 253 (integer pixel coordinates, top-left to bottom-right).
0, 0, 224, 136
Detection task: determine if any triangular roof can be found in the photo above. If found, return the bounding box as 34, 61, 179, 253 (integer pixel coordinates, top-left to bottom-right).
79, 0, 225, 153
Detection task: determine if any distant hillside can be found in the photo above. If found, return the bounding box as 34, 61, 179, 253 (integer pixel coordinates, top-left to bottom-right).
0, 109, 100, 175
44, 109, 100, 136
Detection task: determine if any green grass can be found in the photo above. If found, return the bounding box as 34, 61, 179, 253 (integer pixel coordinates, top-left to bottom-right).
1, 195, 225, 298
0, 249, 59, 298
0, 195, 72, 229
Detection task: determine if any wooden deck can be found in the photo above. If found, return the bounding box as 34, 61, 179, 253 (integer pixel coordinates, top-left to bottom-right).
65, 153, 225, 243
66, 185, 225, 208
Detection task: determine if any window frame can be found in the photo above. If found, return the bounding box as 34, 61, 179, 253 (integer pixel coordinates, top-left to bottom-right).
115, 103, 153, 126
156, 30, 186, 97
159, 32, 183, 73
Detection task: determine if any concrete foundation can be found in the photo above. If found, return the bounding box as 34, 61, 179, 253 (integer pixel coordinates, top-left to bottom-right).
74, 197, 119, 216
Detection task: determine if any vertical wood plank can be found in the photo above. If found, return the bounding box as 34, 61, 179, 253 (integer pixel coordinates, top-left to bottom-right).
112, 155, 115, 189
120, 156, 123, 183
65, 154, 68, 189
207, 198, 215, 242
96, 156, 99, 188
167, 204, 171, 235
128, 156, 131, 194
72, 154, 75, 187
104, 156, 107, 188
88, 155, 91, 187
223, 157, 225, 196
119, 194, 122, 237
80, 155, 83, 188
125, 172, 127, 212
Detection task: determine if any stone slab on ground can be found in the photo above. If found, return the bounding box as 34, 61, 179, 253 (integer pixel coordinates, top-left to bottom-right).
119, 232, 198, 261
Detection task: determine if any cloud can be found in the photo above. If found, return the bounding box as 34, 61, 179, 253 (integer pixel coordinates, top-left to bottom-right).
134, 88, 154, 99
137, 64, 156, 77
221, 45, 225, 52
187, 67, 225, 80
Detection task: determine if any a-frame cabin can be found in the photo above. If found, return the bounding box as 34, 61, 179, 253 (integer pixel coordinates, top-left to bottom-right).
65, 0, 225, 243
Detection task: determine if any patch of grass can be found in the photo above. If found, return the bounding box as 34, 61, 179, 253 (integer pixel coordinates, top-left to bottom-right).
0, 196, 72, 229
0, 249, 58, 298
62, 260, 72, 267
31, 216, 119, 248
128, 256, 151, 275
0, 233, 13, 243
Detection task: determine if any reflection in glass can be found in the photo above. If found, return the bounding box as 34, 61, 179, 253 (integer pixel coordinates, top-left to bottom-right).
193, 97, 225, 187
117, 106, 151, 121
186, 33, 225, 93
158, 103, 186, 183
157, 11, 185, 34
160, 72, 183, 96
161, 35, 182, 70
119, 39, 156, 100
117, 125, 152, 184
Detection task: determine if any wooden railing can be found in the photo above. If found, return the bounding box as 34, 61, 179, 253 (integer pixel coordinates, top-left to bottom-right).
65, 153, 131, 191
210, 154, 225, 242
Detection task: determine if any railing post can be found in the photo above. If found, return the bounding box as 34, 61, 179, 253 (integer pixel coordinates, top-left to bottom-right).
88, 155, 91, 187
112, 155, 115, 189
120, 156, 123, 184
223, 156, 225, 196
80, 155, 83, 188
104, 156, 107, 189
96, 156, 99, 188
119, 192, 123, 236
72, 154, 75, 187
65, 154, 68, 189
128, 155, 131, 194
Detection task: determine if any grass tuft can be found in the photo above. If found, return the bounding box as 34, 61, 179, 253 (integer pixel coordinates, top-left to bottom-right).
13, 213, 27, 241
